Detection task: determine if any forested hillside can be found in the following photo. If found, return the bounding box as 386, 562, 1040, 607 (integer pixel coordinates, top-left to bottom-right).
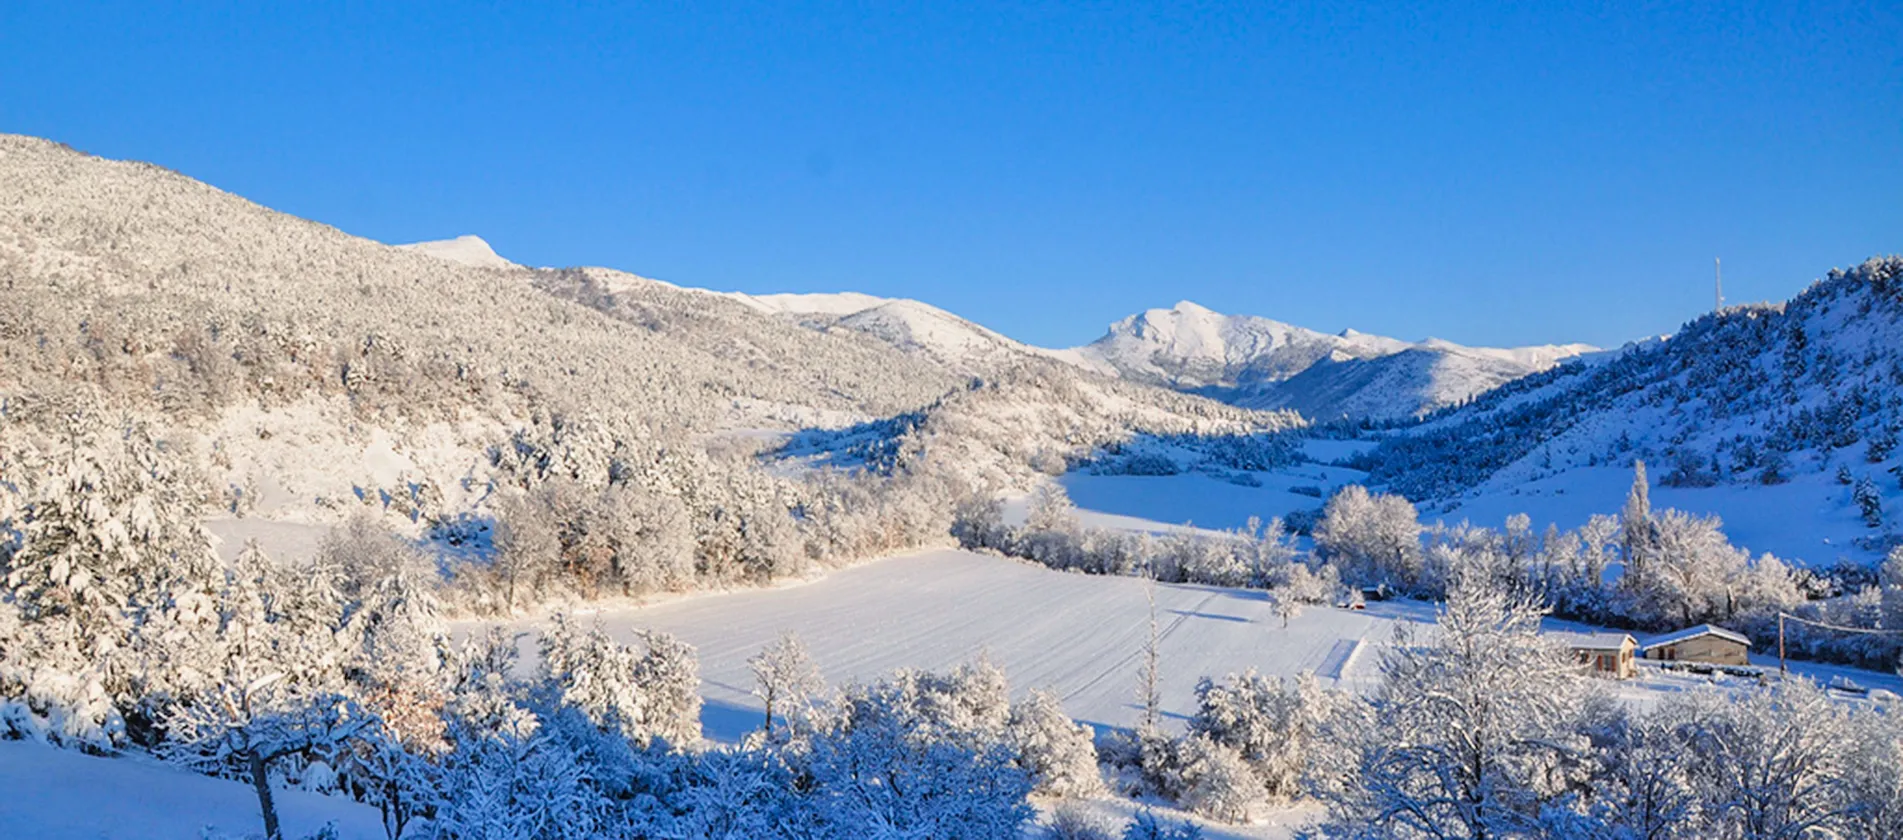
0, 133, 1292, 588
1363, 256, 1903, 554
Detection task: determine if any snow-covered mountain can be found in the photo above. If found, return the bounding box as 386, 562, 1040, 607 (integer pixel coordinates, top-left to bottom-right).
395, 234, 518, 269
0, 132, 1292, 542
605, 290, 1591, 418
1070, 301, 1596, 419
732, 291, 1111, 376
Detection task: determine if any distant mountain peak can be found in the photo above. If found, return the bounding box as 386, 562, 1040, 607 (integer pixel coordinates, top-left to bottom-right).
395, 235, 518, 270
1073, 301, 1595, 419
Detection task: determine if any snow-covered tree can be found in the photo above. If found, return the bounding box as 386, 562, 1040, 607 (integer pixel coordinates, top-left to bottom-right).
2, 417, 221, 730
1314, 485, 1423, 591
431, 721, 603, 840
537, 614, 701, 748
1675, 680, 1855, 838
748, 631, 825, 737
1005, 688, 1103, 797
1316, 576, 1587, 838
1855, 476, 1885, 528
1622, 460, 1655, 583
1840, 705, 1903, 840
1577, 700, 1700, 840
1188, 670, 1334, 803
165, 685, 374, 840
337, 727, 438, 840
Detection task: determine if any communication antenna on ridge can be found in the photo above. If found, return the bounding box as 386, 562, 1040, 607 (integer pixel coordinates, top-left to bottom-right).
1714, 257, 1724, 313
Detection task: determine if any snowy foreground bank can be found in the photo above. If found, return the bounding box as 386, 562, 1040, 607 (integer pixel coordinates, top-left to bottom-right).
0, 740, 385, 839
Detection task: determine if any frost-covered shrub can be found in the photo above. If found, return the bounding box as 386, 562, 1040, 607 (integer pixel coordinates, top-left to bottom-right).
1045, 801, 1120, 840
1122, 725, 1262, 824
537, 615, 701, 748
1120, 810, 1205, 840
1169, 734, 1263, 823
432, 722, 605, 840
797, 721, 1035, 839
1007, 689, 1104, 797
1188, 671, 1331, 801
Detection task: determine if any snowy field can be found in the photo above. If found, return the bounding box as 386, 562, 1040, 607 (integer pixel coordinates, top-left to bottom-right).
0, 741, 384, 840
530, 549, 1409, 742
531, 549, 1903, 742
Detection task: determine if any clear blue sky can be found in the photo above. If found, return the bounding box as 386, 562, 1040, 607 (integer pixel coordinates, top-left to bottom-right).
3, 2, 1897, 349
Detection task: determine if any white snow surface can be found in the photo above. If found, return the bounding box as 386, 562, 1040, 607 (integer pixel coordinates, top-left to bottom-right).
0, 740, 384, 840
1055, 469, 1354, 532
393, 234, 518, 269
516, 548, 1903, 746
528, 549, 1416, 743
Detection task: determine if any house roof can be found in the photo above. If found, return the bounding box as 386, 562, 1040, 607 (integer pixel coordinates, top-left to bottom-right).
1641, 624, 1751, 650
1547, 631, 1636, 651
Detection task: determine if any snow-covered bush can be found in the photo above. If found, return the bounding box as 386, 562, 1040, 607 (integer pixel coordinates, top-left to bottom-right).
794, 715, 1035, 839
431, 720, 605, 840
1044, 802, 1120, 840
1007, 688, 1105, 797
1187, 670, 1333, 802
1120, 809, 1205, 840
537, 615, 701, 748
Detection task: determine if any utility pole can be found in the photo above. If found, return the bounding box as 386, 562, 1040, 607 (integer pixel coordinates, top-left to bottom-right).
1778, 612, 1786, 676
1715, 257, 1724, 313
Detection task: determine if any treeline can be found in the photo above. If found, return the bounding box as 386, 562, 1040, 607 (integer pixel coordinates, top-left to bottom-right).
960, 464, 1903, 671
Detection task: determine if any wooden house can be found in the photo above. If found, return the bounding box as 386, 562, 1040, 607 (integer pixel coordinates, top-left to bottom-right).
1641, 624, 1751, 666
1550, 631, 1639, 679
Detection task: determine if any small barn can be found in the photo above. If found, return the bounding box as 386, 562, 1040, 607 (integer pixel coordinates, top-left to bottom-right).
1641, 624, 1751, 666
1550, 631, 1639, 679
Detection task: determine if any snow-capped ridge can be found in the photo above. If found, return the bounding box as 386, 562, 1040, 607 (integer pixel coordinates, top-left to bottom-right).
1071, 301, 1596, 419
394, 234, 517, 269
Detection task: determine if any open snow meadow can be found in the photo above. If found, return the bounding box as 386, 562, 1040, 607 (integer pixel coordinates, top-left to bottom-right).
522, 550, 1405, 741
525, 548, 1903, 741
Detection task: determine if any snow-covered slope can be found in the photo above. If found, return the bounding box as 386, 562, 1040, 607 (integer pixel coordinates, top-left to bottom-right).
0, 134, 953, 529
1362, 256, 1903, 565
0, 741, 384, 840
383, 235, 1584, 421
1070, 301, 1595, 419
395, 234, 518, 269
734, 290, 1112, 375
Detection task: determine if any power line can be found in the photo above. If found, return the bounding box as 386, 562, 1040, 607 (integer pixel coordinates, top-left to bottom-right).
1778, 612, 1903, 636
1776, 611, 1903, 676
